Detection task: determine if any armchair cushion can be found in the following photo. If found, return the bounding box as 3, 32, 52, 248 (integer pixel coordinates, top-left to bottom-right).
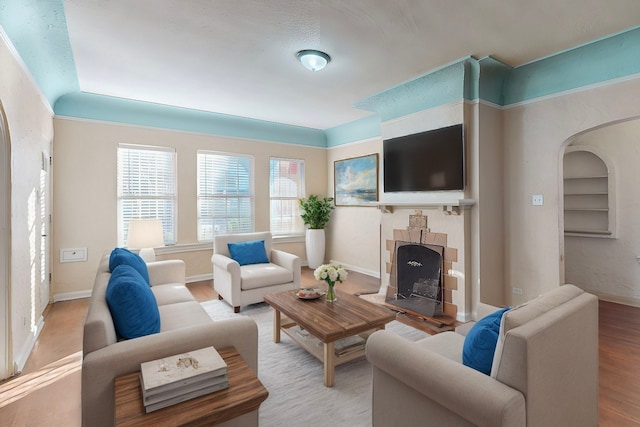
106, 264, 160, 339
240, 263, 294, 290
228, 239, 269, 266
463, 307, 510, 375
109, 247, 150, 285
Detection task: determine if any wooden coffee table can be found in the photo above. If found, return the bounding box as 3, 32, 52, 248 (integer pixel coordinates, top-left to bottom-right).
264, 289, 396, 387
114, 347, 268, 426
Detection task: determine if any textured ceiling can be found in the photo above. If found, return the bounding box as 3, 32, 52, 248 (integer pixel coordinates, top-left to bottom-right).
62, 0, 640, 129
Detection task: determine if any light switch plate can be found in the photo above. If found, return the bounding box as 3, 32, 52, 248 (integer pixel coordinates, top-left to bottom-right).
532, 194, 544, 206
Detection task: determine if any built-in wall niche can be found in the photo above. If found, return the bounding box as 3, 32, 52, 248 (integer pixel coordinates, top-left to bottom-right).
563, 147, 615, 237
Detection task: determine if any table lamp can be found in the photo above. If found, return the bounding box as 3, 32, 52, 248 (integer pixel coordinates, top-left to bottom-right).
126, 219, 164, 262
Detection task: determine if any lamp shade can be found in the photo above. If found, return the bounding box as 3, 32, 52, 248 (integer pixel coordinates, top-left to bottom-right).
126, 219, 164, 262
296, 49, 331, 72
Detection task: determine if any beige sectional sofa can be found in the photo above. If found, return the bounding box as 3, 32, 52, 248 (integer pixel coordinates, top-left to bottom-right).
82, 252, 259, 427
366, 284, 598, 427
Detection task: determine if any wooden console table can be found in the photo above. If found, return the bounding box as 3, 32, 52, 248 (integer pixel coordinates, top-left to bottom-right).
114, 347, 268, 426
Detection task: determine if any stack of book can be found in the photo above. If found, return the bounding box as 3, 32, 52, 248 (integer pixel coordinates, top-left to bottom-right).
139, 346, 228, 413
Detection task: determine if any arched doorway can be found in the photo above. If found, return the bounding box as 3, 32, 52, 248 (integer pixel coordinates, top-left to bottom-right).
0, 100, 12, 379
560, 117, 640, 307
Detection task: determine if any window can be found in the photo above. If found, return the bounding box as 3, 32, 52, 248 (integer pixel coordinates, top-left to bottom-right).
197, 151, 254, 241
117, 144, 176, 246
270, 157, 305, 235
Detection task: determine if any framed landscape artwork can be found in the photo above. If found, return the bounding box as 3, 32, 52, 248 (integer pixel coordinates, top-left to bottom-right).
334, 154, 379, 206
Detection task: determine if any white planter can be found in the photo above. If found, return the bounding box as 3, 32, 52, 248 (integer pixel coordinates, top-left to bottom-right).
305, 229, 325, 269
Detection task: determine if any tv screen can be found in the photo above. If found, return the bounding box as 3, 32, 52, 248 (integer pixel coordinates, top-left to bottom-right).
383, 124, 465, 192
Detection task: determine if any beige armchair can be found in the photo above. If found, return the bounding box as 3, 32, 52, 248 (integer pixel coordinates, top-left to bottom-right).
212, 232, 301, 312
366, 285, 598, 427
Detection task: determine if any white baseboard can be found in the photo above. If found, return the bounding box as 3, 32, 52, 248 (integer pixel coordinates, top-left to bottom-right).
52, 275, 213, 302
13, 315, 44, 374
187, 274, 213, 283
53, 290, 91, 302
457, 311, 472, 323
591, 290, 640, 308
328, 259, 380, 279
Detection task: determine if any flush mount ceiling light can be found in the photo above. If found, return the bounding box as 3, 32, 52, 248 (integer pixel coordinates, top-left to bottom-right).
296, 49, 331, 72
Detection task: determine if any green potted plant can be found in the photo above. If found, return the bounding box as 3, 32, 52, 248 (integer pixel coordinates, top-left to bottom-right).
299, 195, 334, 268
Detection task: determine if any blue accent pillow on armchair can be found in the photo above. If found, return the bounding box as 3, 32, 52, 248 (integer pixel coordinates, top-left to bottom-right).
106, 264, 160, 339
227, 240, 269, 266
109, 247, 150, 285
462, 307, 511, 375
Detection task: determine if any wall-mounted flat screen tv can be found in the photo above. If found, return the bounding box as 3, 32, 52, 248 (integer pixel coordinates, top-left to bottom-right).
383, 124, 465, 192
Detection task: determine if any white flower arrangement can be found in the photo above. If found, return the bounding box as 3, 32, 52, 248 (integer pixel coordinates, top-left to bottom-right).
313, 263, 348, 286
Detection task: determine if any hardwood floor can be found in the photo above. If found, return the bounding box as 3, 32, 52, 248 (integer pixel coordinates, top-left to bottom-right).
0, 271, 638, 426
598, 300, 640, 426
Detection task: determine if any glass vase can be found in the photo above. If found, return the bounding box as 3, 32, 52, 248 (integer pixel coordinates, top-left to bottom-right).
325, 282, 337, 303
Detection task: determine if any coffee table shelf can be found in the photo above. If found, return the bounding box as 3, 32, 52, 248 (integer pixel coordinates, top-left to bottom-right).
281, 322, 371, 366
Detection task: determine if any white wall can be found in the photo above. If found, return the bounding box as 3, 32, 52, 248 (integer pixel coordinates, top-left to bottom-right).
564, 119, 640, 305
52, 117, 327, 297
0, 32, 54, 372
503, 77, 640, 306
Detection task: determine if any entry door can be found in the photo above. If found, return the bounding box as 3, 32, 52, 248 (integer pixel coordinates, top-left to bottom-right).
0, 102, 11, 379
39, 150, 51, 313
39, 152, 51, 313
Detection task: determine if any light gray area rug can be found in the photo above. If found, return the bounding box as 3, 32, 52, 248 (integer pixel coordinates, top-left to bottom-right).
201, 299, 429, 427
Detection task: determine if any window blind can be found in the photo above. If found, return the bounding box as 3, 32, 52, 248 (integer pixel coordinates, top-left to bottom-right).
270, 157, 305, 235
117, 144, 176, 246
197, 151, 254, 241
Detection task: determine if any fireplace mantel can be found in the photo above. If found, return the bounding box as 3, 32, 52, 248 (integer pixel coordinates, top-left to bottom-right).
376, 199, 475, 214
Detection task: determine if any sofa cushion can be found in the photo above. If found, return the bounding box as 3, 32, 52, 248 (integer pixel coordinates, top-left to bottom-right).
240, 263, 294, 290
106, 264, 160, 339
490, 284, 583, 377
109, 247, 150, 285
462, 307, 510, 375
151, 283, 196, 306
158, 301, 213, 331
228, 239, 269, 266
415, 331, 465, 363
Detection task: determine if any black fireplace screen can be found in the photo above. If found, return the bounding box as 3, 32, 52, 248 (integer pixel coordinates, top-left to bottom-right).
387, 241, 444, 317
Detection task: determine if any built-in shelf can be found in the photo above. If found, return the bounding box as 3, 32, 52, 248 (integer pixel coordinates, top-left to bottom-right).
565, 229, 612, 236
563, 148, 614, 238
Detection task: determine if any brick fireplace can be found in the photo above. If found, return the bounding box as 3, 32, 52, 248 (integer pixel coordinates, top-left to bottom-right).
383, 213, 459, 326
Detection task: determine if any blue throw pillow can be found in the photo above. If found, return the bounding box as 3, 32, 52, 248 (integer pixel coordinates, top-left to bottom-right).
106, 264, 160, 339
227, 240, 269, 266
109, 247, 150, 285
462, 307, 510, 375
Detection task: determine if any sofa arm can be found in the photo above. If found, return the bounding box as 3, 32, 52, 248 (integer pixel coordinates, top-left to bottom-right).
271, 249, 301, 285
212, 253, 241, 275
82, 317, 258, 427
366, 331, 525, 427
147, 259, 185, 286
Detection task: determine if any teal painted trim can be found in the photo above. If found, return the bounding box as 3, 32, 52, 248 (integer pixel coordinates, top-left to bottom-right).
353, 58, 468, 122
504, 27, 640, 105
325, 114, 381, 147
0, 0, 79, 108
464, 58, 481, 101
478, 57, 512, 105
54, 93, 326, 147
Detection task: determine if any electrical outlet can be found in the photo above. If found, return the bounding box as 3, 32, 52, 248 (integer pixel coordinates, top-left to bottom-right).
512, 288, 523, 295
532, 194, 543, 206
